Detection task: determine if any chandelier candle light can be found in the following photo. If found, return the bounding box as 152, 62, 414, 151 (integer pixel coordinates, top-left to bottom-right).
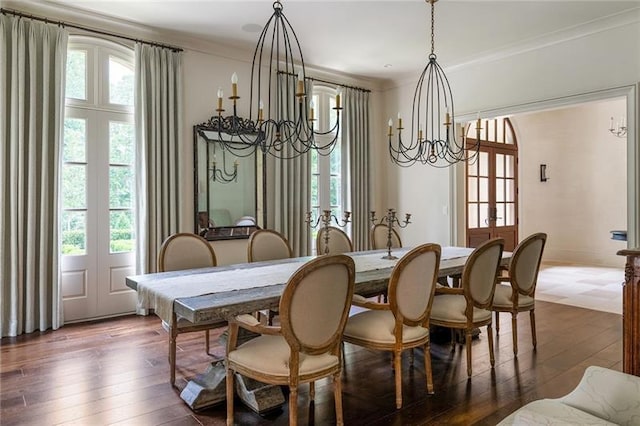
370, 209, 411, 260
305, 210, 351, 255
388, 0, 479, 167
213, 0, 342, 159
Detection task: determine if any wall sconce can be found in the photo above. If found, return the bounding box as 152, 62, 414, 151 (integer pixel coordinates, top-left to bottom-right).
540, 164, 549, 182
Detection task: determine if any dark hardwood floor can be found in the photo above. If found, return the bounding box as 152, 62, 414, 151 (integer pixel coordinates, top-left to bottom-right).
0, 300, 622, 425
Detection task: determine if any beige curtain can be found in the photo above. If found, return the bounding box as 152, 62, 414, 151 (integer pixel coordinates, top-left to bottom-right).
134, 44, 183, 274
272, 74, 311, 257
343, 88, 371, 250
0, 15, 68, 337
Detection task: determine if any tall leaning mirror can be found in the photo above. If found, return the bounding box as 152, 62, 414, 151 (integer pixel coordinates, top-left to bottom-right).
194, 116, 265, 240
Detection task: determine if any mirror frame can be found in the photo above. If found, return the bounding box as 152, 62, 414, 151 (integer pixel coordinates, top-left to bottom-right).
193, 116, 266, 240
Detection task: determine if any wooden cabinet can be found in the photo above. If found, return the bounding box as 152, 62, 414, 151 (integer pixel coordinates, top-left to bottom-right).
618, 249, 640, 376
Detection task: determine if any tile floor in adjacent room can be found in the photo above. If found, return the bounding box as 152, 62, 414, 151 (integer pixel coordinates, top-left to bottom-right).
536, 262, 624, 315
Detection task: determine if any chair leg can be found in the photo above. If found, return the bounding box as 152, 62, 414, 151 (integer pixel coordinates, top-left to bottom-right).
205, 330, 210, 355
530, 309, 537, 349
409, 348, 414, 367
226, 367, 234, 426
333, 371, 344, 426
465, 329, 473, 377
487, 324, 495, 368
450, 329, 456, 352
495, 311, 500, 332
424, 341, 434, 394
394, 350, 403, 409
289, 385, 298, 426
309, 381, 315, 401
511, 312, 519, 355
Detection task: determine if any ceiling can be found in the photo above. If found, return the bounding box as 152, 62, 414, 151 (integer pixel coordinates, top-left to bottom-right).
42, 0, 640, 81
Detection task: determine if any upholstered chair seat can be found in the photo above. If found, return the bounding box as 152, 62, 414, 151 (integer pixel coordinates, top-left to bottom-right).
430, 295, 493, 323
226, 255, 356, 426
430, 238, 505, 378
492, 284, 535, 308
343, 244, 441, 409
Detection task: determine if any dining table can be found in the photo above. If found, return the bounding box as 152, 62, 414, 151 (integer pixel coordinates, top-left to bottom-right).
125, 245, 511, 411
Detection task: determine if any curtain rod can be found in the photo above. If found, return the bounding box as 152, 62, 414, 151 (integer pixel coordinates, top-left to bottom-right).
278, 71, 371, 93
1, 8, 183, 52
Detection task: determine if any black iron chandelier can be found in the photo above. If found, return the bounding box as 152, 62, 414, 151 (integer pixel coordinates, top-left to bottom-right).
388, 0, 479, 168
209, 148, 238, 184
213, 0, 342, 160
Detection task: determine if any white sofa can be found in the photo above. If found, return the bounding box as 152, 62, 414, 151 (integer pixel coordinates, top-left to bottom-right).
498, 366, 640, 425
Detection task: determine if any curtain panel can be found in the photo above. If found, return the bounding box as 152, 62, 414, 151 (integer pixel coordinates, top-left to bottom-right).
134, 44, 183, 275
343, 88, 371, 251
271, 74, 312, 257
0, 15, 68, 337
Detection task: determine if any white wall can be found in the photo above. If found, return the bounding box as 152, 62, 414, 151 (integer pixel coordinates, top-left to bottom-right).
515, 98, 627, 267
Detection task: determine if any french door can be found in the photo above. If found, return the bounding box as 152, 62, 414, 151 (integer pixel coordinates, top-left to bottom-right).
60, 39, 137, 322
466, 117, 519, 251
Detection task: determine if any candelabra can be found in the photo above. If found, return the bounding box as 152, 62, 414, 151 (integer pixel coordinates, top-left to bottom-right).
305, 209, 351, 255
370, 209, 411, 260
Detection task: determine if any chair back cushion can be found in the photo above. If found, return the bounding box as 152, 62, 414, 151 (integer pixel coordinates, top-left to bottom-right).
389, 244, 441, 325
512, 233, 547, 295
317, 226, 353, 255
463, 238, 504, 309
158, 233, 217, 272
370, 224, 402, 250
247, 229, 293, 262
280, 255, 355, 354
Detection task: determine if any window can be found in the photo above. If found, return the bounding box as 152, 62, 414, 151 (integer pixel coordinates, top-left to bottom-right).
309, 85, 347, 253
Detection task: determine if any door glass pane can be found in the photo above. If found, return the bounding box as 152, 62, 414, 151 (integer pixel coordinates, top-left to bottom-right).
479, 177, 489, 202
505, 155, 514, 178
496, 203, 505, 227
479, 203, 489, 228
496, 154, 504, 178
64, 118, 86, 162
468, 204, 478, 229
311, 149, 319, 174
109, 56, 134, 106
506, 179, 515, 202
66, 50, 86, 100
110, 166, 134, 208
330, 140, 341, 174
330, 175, 340, 206
62, 165, 86, 209
311, 174, 319, 206
468, 177, 478, 202
109, 122, 134, 164
496, 178, 505, 202
329, 96, 337, 129
506, 203, 515, 226
479, 152, 489, 176
61, 211, 86, 255
110, 210, 135, 253
487, 119, 496, 142
468, 156, 478, 176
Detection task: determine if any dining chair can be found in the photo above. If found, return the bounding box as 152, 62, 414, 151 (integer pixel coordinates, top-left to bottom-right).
157, 232, 224, 386
247, 229, 294, 323
430, 238, 504, 377
247, 228, 293, 262
316, 226, 353, 255
370, 223, 402, 250
225, 255, 356, 426
343, 243, 441, 408
492, 232, 547, 355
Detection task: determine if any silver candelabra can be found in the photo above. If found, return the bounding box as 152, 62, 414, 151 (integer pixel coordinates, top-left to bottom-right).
305, 209, 351, 255
370, 208, 411, 260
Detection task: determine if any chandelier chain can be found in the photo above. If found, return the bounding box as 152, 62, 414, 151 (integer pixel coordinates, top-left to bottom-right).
430, 0, 435, 55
